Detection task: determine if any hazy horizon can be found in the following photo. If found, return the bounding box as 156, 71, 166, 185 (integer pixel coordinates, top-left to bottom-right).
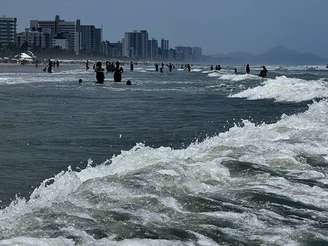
2, 0, 327, 57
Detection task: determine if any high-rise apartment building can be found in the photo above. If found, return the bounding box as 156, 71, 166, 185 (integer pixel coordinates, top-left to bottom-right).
175, 46, 193, 61
16, 28, 51, 49
122, 30, 149, 59
79, 25, 102, 54
161, 39, 169, 60
148, 38, 158, 60
0, 17, 17, 47
30, 15, 80, 54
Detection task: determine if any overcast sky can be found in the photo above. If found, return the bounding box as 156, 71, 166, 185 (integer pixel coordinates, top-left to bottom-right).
1, 0, 327, 56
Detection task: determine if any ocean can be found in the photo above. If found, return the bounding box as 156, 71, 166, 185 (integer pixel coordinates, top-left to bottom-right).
0, 63, 327, 245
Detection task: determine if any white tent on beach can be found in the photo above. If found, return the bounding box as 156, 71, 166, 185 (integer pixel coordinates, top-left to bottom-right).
15, 52, 36, 63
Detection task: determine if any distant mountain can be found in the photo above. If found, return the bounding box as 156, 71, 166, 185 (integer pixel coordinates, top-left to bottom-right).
207, 46, 327, 65
256, 46, 326, 65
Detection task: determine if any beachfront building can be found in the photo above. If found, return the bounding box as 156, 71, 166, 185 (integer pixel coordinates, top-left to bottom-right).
0, 17, 17, 48
148, 38, 159, 60
108, 42, 122, 58
30, 15, 80, 54
160, 39, 169, 60
52, 37, 69, 50
101, 41, 122, 58
16, 28, 51, 49
122, 30, 149, 59
79, 24, 102, 55
175, 46, 193, 61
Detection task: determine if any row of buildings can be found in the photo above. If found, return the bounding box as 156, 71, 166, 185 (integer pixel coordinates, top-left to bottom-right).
0, 16, 203, 61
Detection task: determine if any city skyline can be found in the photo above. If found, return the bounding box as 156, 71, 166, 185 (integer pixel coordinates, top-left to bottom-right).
5, 15, 203, 61
1, 0, 328, 57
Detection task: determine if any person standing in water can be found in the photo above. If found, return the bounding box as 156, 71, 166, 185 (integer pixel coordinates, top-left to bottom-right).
155, 63, 159, 72
47, 59, 53, 73
187, 64, 191, 72
246, 64, 250, 74
95, 61, 105, 84
86, 60, 89, 71
130, 61, 134, 72
114, 61, 123, 82
169, 63, 173, 72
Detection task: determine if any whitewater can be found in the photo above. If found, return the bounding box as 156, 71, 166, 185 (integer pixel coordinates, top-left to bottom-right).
0, 64, 327, 245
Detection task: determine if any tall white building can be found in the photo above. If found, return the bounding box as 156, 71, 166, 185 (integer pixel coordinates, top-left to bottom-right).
0, 17, 17, 47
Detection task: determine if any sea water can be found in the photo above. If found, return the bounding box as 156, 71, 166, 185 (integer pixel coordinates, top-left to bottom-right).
0, 63, 327, 245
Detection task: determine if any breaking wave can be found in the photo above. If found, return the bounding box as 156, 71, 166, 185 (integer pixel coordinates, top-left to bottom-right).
230, 76, 328, 102
218, 74, 261, 82
1, 100, 328, 245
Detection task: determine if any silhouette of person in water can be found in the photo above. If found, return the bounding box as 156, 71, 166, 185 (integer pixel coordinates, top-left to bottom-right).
106, 61, 111, 73
259, 66, 268, 78
186, 64, 191, 72
114, 61, 123, 82
95, 61, 105, 84
47, 59, 53, 73
130, 61, 134, 72
155, 63, 159, 72
210, 65, 214, 71
246, 64, 250, 74
234, 68, 238, 74
169, 63, 173, 72
56, 60, 60, 68
86, 60, 89, 71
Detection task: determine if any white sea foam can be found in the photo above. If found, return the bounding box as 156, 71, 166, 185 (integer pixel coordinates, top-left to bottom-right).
191, 68, 202, 72
230, 76, 328, 102
1, 100, 328, 244
0, 237, 74, 246
219, 74, 261, 81
0, 69, 92, 85
207, 72, 223, 77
